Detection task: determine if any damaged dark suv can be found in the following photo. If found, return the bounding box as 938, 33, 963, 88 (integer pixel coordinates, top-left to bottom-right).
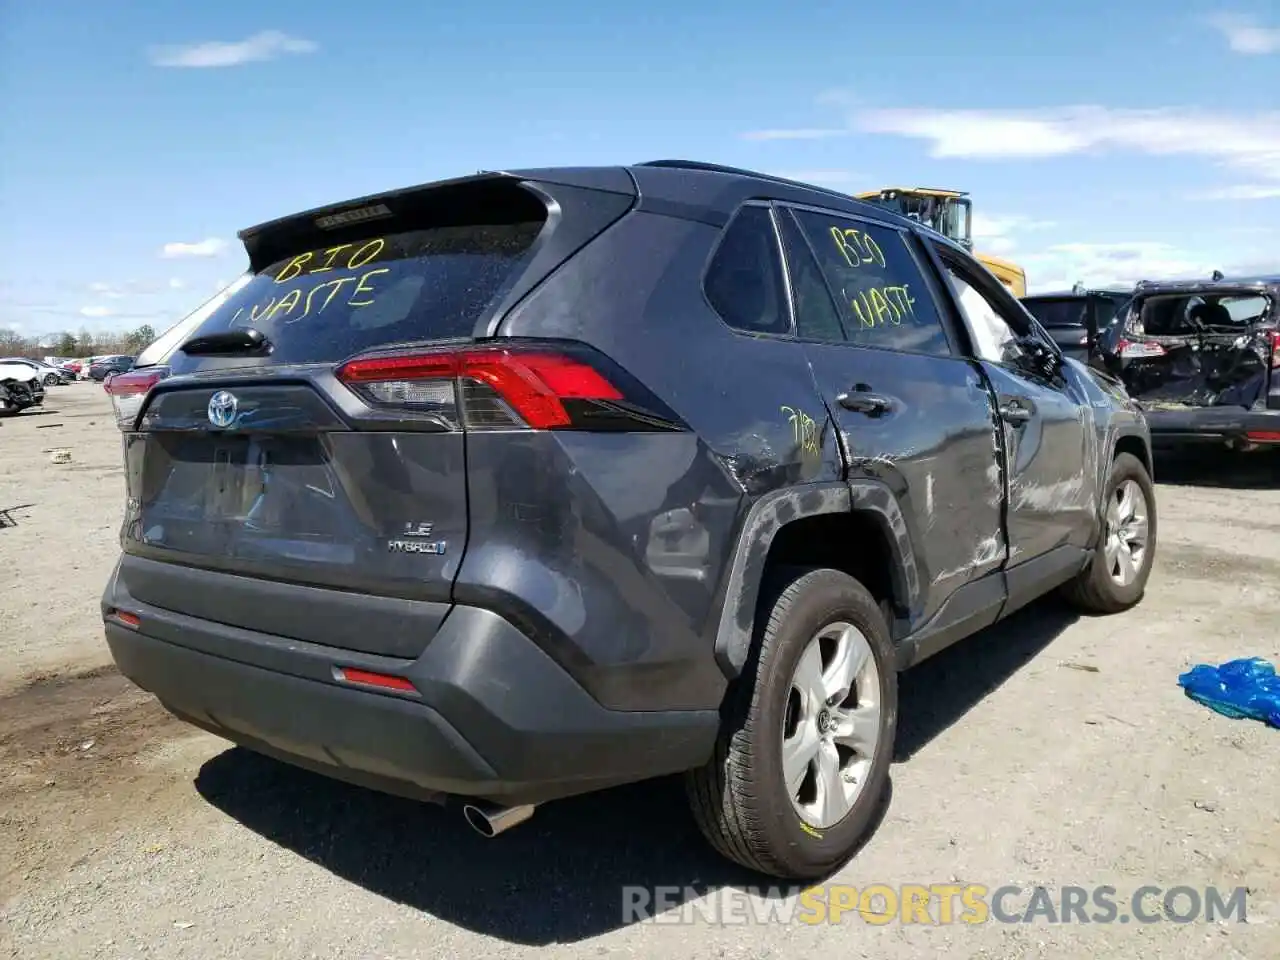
101, 160, 1157, 881
1021, 288, 1133, 367
1097, 276, 1280, 450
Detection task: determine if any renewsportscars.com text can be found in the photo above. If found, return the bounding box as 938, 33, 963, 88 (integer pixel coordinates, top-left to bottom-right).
622, 883, 1250, 926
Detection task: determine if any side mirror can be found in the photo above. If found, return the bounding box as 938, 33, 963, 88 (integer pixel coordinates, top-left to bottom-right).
1015, 335, 1061, 377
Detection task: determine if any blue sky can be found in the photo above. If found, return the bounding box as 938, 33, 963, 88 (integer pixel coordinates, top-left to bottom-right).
2, 1, 1279, 342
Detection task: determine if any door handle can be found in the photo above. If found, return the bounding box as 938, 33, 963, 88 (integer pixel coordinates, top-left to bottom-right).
999, 399, 1032, 425
837, 389, 895, 416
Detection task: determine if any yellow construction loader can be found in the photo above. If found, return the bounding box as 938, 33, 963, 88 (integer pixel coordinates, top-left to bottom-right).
854, 187, 1027, 297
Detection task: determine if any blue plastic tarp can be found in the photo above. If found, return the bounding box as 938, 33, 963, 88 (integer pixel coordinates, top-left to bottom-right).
1178, 657, 1280, 728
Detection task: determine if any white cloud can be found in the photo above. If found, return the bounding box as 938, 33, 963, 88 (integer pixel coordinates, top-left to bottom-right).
805, 105, 1280, 202
79, 305, 114, 318
149, 30, 318, 68
852, 106, 1280, 178
160, 238, 227, 259
168, 277, 186, 289
862, 111, 1092, 158
971, 213, 1056, 256
1020, 240, 1277, 294
1206, 12, 1280, 55
1191, 183, 1280, 200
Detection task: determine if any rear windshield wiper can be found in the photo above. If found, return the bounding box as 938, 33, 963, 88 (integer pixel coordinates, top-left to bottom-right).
180, 328, 272, 356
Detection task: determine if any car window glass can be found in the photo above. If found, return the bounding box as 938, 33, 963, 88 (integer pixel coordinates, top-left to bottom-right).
776, 211, 845, 342
941, 264, 1025, 365
1022, 297, 1088, 330
703, 205, 790, 335
163, 218, 545, 375
1094, 295, 1128, 328
790, 208, 951, 356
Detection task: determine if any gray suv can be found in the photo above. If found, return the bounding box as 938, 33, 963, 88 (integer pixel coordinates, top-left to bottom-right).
102, 161, 1157, 880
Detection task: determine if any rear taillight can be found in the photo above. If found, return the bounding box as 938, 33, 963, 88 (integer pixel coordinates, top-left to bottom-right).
104, 366, 169, 429
1116, 338, 1166, 359
1269, 331, 1280, 368
336, 342, 678, 432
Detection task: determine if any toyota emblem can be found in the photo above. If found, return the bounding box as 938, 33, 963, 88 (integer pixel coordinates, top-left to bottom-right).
207, 390, 238, 428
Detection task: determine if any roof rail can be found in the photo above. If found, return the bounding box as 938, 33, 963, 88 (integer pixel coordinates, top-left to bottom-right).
635, 159, 864, 206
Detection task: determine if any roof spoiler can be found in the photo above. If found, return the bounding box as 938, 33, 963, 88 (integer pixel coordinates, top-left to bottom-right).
236, 171, 521, 273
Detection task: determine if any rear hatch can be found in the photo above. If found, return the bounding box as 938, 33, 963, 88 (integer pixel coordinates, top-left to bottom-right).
112, 172, 635, 658
1105, 289, 1277, 409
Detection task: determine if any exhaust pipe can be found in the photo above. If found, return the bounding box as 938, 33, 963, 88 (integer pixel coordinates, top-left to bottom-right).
462, 801, 536, 838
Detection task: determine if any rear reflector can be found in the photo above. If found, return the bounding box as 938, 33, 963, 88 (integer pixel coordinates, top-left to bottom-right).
334, 666, 418, 693
106, 609, 140, 628
1246, 430, 1280, 443
337, 343, 625, 430
105, 366, 169, 429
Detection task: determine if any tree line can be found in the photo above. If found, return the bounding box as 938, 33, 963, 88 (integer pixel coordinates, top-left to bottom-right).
0, 324, 158, 360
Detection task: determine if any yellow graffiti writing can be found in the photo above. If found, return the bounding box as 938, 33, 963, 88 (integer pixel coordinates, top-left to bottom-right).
230, 268, 388, 327
275, 237, 388, 283
348, 268, 390, 306
848, 283, 917, 329
781, 405, 821, 456
830, 226, 886, 270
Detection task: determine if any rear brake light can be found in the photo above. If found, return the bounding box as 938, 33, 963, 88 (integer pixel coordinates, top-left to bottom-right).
105, 367, 169, 430
1246, 430, 1280, 443
1269, 331, 1280, 368
336, 343, 644, 431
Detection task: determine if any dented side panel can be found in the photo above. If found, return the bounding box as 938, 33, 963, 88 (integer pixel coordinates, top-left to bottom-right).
802, 343, 1008, 628
500, 209, 847, 697
978, 360, 1099, 558
1076, 360, 1151, 536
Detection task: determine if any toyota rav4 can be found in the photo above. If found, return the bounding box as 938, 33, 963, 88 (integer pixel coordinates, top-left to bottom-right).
102, 161, 1157, 880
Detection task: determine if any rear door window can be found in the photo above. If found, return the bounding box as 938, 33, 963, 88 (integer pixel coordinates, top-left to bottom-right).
787, 207, 953, 357
166, 219, 545, 373
776, 210, 846, 342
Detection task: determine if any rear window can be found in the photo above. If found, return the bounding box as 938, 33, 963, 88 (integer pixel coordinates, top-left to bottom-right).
166, 214, 545, 373
1136, 293, 1270, 336
1022, 297, 1088, 330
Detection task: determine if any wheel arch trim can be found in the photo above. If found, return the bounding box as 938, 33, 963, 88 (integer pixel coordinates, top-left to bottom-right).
712, 480, 922, 679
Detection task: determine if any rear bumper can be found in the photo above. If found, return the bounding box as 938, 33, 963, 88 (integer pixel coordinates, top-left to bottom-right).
101, 564, 719, 807
1142, 405, 1280, 446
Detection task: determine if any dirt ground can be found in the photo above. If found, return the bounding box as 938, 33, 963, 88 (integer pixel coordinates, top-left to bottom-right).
2, 385, 1278, 960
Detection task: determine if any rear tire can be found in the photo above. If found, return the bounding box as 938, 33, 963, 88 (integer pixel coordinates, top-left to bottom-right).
1061, 452, 1157, 613
686, 567, 897, 880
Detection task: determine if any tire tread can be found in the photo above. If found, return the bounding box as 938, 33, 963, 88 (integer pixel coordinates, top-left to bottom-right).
686, 566, 892, 879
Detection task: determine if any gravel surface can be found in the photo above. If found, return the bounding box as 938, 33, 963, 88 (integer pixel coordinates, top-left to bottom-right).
2, 385, 1278, 959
